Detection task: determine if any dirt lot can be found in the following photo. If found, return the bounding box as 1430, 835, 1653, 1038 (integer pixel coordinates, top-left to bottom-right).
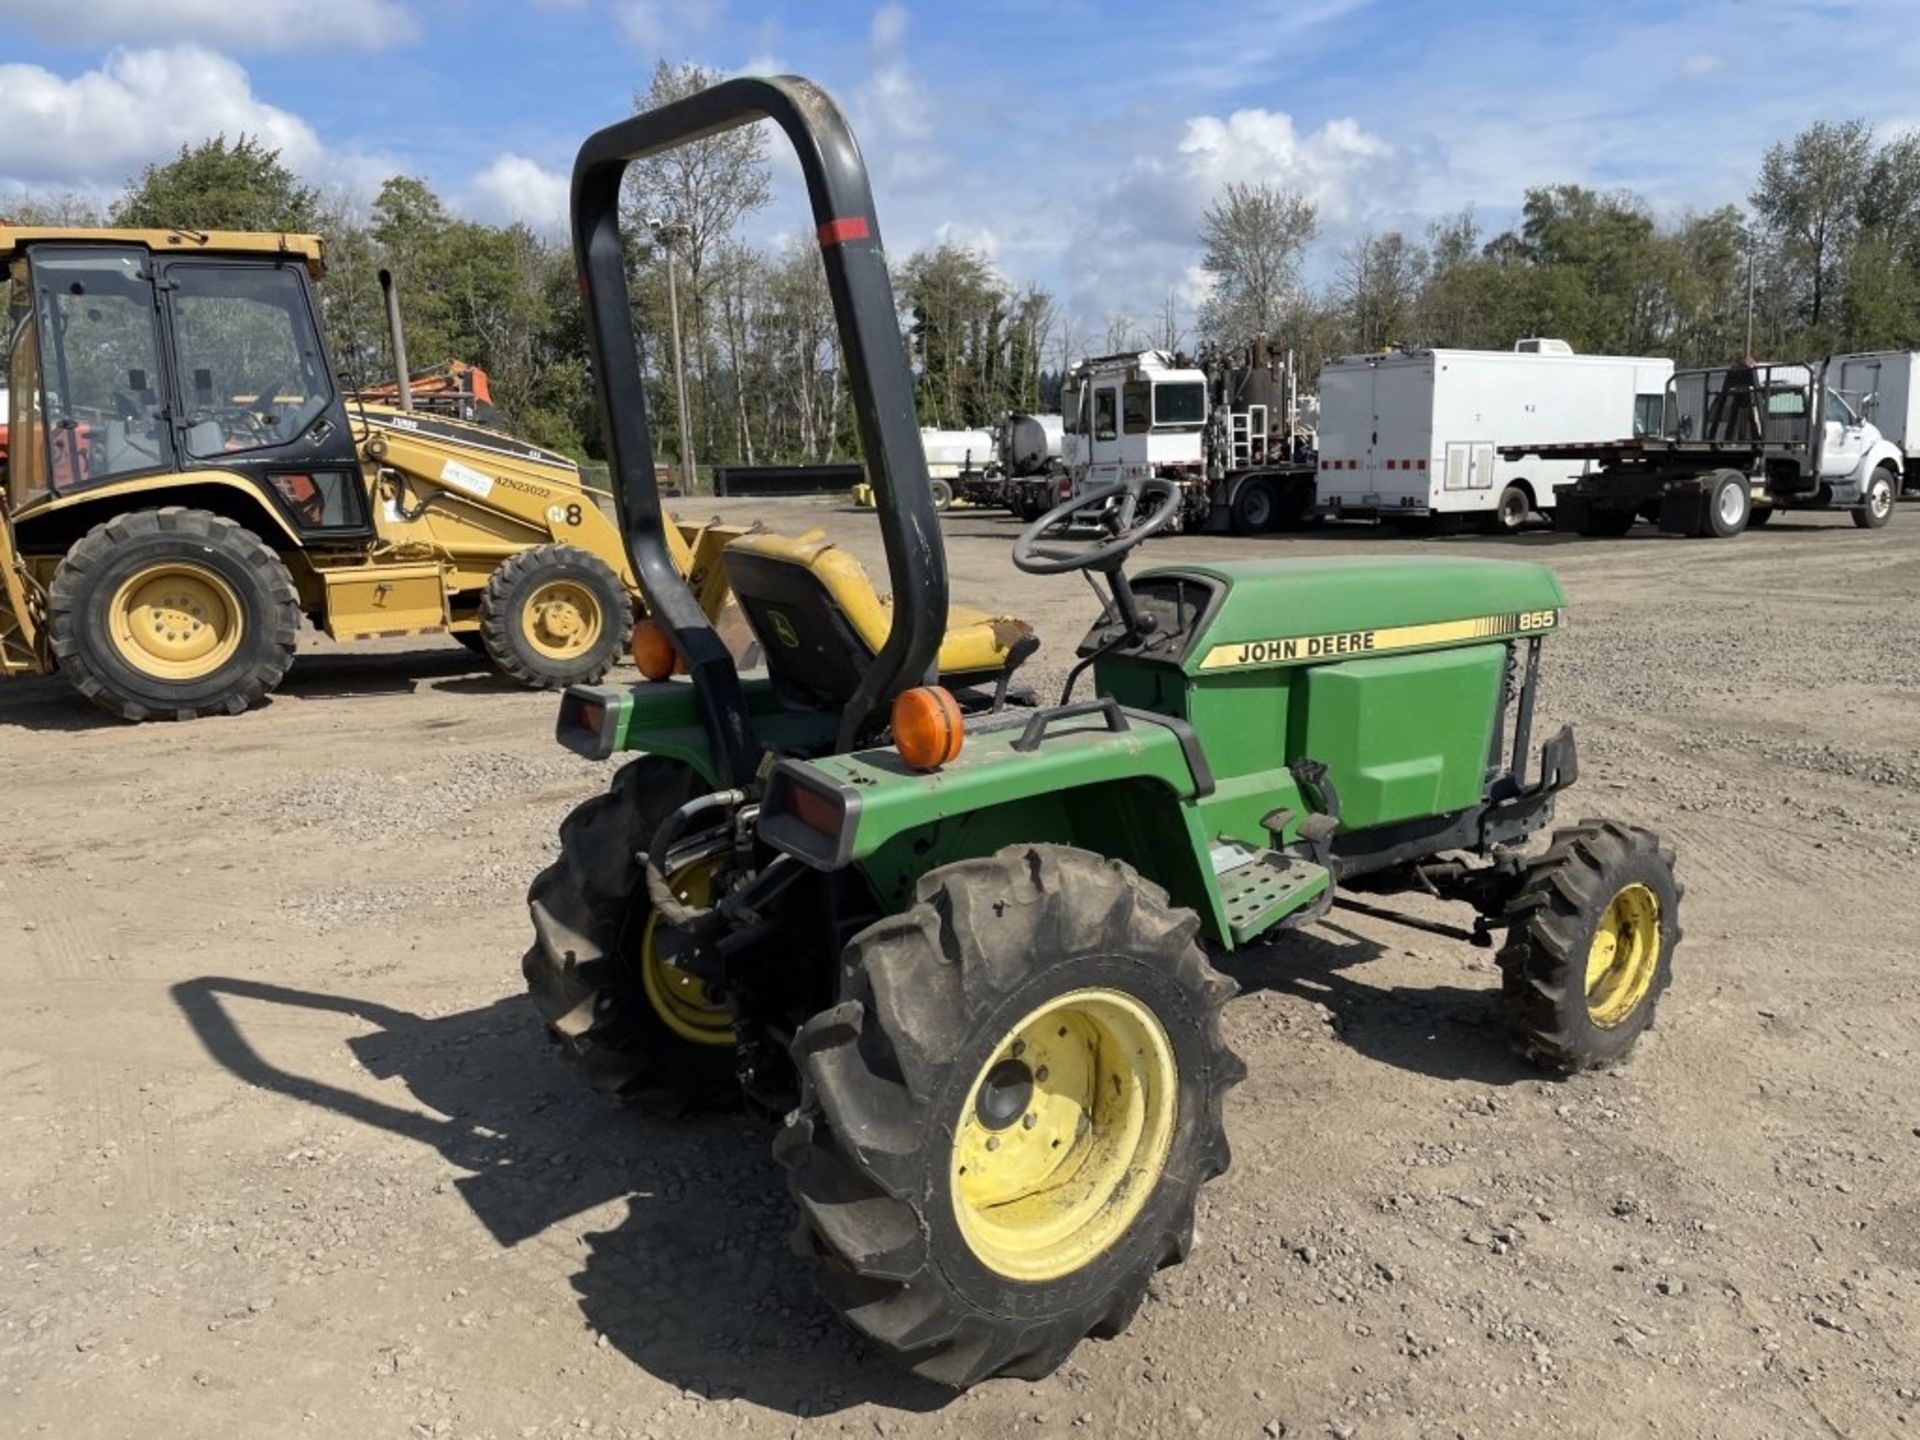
4, 499, 1918, 1440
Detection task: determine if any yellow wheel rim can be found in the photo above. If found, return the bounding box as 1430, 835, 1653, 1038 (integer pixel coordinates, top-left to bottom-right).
521, 580, 602, 662
1585, 883, 1662, 1028
951, 987, 1177, 1282
639, 859, 734, 1047
108, 562, 243, 681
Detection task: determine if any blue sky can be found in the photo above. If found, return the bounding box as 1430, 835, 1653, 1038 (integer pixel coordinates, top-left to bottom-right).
4, 0, 1918, 332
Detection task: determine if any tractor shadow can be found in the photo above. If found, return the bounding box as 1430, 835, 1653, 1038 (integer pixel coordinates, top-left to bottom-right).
169, 976, 948, 1418
0, 674, 127, 732
1218, 917, 1538, 1086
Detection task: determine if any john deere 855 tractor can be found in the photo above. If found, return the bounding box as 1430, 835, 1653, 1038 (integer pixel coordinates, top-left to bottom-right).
0, 228, 745, 720
526, 78, 1682, 1389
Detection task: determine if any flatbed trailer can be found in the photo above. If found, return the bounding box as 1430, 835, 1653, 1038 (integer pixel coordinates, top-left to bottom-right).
1501, 437, 1779, 538
1504, 359, 1905, 538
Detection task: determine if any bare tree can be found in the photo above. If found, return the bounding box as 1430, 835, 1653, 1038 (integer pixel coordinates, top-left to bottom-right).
1196, 181, 1318, 342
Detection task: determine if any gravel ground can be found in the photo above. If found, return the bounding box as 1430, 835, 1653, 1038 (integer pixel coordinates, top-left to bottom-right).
3, 497, 1917, 1439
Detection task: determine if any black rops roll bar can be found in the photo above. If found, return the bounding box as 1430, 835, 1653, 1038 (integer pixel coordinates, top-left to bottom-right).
571, 76, 948, 784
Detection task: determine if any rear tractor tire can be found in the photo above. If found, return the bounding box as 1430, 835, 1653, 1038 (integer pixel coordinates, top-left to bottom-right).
1498, 821, 1681, 1071
523, 755, 737, 1100
775, 844, 1244, 1389
479, 543, 630, 688
47, 507, 298, 722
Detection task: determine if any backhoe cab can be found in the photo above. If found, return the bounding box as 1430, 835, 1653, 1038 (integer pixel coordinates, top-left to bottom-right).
0, 226, 744, 719
526, 76, 1683, 1392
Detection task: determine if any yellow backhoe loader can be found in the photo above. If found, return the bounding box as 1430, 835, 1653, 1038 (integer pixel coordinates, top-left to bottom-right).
0, 226, 744, 721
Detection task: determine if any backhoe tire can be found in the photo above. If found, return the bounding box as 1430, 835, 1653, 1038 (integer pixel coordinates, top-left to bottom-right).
775, 843, 1243, 1389
479, 544, 629, 688
929, 478, 955, 511
1853, 466, 1896, 530
523, 755, 736, 1101
1498, 820, 1681, 1072
47, 507, 298, 722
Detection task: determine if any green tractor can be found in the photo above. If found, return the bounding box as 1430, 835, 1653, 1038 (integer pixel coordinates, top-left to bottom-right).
526, 78, 1682, 1389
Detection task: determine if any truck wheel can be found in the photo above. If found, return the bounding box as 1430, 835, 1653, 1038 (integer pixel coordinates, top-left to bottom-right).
1583, 509, 1638, 537
1488, 483, 1532, 534
930, 478, 955, 511
524, 755, 738, 1099
1853, 467, 1896, 530
1230, 477, 1276, 535
1705, 470, 1750, 537
1499, 821, 1681, 1072
776, 844, 1243, 1389
479, 544, 630, 688
47, 507, 298, 722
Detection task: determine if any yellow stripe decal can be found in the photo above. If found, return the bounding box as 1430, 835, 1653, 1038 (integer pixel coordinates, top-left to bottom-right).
1198, 608, 1562, 671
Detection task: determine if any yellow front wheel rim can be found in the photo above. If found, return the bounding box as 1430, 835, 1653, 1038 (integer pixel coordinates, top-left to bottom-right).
521, 580, 603, 662
951, 988, 1177, 1282
1585, 883, 1662, 1028
109, 562, 243, 681
639, 859, 735, 1047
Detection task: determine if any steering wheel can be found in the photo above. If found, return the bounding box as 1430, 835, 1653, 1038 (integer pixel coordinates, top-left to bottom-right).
1011, 476, 1183, 575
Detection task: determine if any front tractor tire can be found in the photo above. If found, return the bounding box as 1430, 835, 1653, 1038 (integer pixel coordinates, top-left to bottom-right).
479, 543, 630, 688
46, 507, 298, 722
523, 756, 736, 1099
1498, 821, 1681, 1071
775, 844, 1244, 1389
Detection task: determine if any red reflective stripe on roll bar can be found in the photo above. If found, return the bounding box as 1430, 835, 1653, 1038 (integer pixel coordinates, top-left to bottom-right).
817, 215, 870, 246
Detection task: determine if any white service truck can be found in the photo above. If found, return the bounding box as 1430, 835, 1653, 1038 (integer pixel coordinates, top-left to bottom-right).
1831, 350, 1920, 497
1056, 344, 1317, 532
1316, 343, 1673, 531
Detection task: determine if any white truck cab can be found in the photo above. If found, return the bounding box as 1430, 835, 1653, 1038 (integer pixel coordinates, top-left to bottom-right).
1061, 350, 1210, 524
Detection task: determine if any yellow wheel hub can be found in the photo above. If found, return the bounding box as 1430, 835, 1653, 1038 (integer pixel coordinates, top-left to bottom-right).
639, 859, 734, 1047
522, 581, 602, 661
951, 988, 1177, 1282
1585, 882, 1662, 1028
109, 563, 243, 681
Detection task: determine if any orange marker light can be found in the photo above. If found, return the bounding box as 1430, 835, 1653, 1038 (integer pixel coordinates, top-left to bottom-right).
631, 619, 677, 680
892, 686, 964, 771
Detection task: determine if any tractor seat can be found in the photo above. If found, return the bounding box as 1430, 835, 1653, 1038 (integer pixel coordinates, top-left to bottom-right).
721, 529, 1035, 706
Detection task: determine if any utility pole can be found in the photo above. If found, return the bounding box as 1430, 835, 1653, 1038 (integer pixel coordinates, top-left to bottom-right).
1745, 246, 1756, 358
648, 216, 696, 494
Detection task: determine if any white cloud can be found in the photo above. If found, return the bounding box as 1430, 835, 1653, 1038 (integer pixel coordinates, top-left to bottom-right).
0, 47, 324, 186
467, 153, 571, 236
616, 0, 725, 53
0, 0, 414, 51
1173, 110, 1396, 223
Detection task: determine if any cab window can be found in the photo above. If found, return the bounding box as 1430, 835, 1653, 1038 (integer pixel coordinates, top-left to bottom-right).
30, 247, 170, 489
1094, 387, 1117, 442
1061, 382, 1082, 434
7, 302, 49, 505
1632, 392, 1664, 437
1122, 380, 1150, 434
1153, 382, 1205, 428
171, 264, 332, 460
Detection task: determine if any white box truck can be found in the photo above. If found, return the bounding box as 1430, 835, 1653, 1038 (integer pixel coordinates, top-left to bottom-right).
1832, 351, 1920, 496
1316, 344, 1674, 530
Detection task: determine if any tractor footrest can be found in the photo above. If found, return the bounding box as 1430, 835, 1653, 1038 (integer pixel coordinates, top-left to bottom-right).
1214, 847, 1332, 947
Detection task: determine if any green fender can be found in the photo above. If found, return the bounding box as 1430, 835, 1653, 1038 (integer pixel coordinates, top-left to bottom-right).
768, 705, 1238, 943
